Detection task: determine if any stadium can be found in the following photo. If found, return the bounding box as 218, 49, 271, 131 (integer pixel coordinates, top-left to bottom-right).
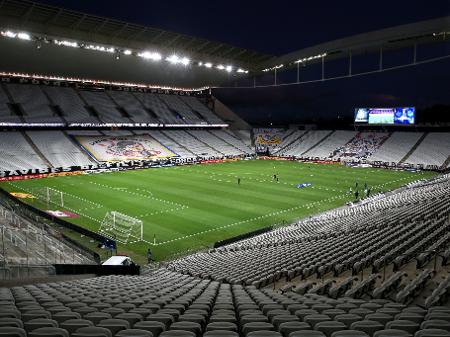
0, 0, 449, 336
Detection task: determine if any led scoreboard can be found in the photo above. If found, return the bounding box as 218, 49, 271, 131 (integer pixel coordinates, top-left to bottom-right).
354, 107, 415, 125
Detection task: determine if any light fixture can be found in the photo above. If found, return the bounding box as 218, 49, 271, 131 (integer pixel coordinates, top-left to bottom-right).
225, 65, 233, 72
138, 51, 162, 61
54, 39, 79, 48
204, 62, 213, 68
166, 54, 190, 65
217, 64, 225, 70
123, 49, 132, 55
17, 32, 31, 40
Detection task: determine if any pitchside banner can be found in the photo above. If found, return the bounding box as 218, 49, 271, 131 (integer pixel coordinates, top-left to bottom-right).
75, 135, 178, 162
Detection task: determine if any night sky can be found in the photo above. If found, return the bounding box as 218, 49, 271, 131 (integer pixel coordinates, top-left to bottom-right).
32, 0, 450, 124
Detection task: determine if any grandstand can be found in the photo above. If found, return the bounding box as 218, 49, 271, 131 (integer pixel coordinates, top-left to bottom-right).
0, 1, 449, 337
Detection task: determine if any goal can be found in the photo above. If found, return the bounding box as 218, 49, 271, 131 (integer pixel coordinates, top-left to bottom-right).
98, 211, 143, 244
34, 187, 65, 207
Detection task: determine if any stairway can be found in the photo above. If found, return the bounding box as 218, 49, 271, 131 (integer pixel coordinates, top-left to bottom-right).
21, 131, 54, 168
300, 131, 333, 156
399, 132, 428, 163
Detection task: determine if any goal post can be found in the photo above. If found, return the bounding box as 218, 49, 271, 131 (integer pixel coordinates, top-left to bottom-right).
34, 187, 65, 208
98, 211, 143, 244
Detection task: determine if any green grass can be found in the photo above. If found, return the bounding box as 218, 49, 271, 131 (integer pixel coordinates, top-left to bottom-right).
0, 160, 437, 262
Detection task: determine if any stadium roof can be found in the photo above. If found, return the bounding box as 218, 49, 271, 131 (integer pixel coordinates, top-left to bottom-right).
0, 0, 273, 68
260, 16, 450, 71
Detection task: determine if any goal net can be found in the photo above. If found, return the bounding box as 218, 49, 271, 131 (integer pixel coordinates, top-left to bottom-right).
33, 187, 65, 207
98, 211, 143, 244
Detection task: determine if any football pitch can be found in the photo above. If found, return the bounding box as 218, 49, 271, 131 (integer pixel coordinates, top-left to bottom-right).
0, 160, 437, 261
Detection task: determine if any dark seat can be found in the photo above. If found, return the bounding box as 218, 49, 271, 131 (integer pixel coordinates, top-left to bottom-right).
71, 326, 113, 337
374, 329, 413, 337
28, 327, 70, 337
414, 329, 450, 337
115, 329, 153, 337
0, 327, 27, 337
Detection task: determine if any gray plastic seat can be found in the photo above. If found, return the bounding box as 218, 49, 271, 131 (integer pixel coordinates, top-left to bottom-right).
304, 315, 331, 327
421, 321, 450, 332
247, 332, 282, 337
242, 322, 275, 335
60, 319, 94, 334
28, 327, 70, 337
386, 320, 420, 335
331, 330, 369, 337
0, 327, 27, 337
97, 318, 130, 335
202, 331, 239, 337
414, 330, 450, 337
374, 329, 413, 337
0, 318, 23, 328
24, 318, 58, 332
134, 321, 166, 336
289, 331, 326, 337
206, 322, 237, 332
147, 314, 175, 329
314, 321, 347, 337
52, 311, 82, 324
279, 321, 312, 337
115, 329, 153, 337
169, 321, 201, 336
83, 312, 112, 325
159, 331, 196, 337
334, 314, 363, 328
350, 320, 385, 335
71, 326, 113, 337
366, 313, 395, 326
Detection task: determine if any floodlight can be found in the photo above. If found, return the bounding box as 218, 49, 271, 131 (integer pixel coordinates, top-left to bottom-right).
166, 54, 180, 64
181, 57, 190, 66
123, 49, 132, 55
217, 64, 225, 70
204, 62, 212, 68
225, 65, 233, 72
138, 51, 162, 61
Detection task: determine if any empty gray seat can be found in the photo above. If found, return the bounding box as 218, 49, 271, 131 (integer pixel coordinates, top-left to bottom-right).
247, 332, 282, 337
28, 327, 70, 337
134, 321, 166, 336
0, 327, 27, 337
279, 322, 312, 337
334, 314, 362, 328
83, 312, 112, 325
242, 322, 275, 335
97, 318, 130, 335
415, 330, 450, 337
203, 331, 239, 337
115, 329, 153, 337
52, 312, 82, 324
0, 318, 23, 328
350, 320, 385, 335
314, 321, 347, 337
331, 330, 369, 337
159, 331, 196, 337
374, 329, 413, 337
60, 319, 93, 334
24, 318, 58, 332
421, 321, 450, 332
289, 331, 326, 337
206, 322, 237, 332
71, 326, 113, 337
366, 313, 395, 326
169, 322, 201, 335
386, 320, 420, 335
